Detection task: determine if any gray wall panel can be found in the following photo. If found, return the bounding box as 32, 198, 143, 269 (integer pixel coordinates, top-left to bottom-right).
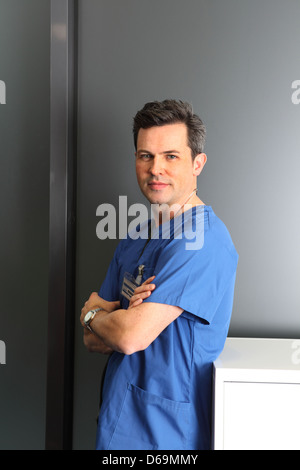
0, 0, 50, 449
74, 0, 300, 448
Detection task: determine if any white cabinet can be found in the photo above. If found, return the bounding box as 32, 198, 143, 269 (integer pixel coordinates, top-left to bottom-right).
212, 338, 300, 450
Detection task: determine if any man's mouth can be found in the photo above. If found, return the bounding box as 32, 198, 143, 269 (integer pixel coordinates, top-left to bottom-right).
148, 181, 169, 190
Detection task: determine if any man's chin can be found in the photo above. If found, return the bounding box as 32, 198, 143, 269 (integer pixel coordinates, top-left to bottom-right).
140, 185, 177, 207
146, 194, 170, 206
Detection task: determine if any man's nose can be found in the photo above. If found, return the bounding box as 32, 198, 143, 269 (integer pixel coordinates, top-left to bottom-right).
149, 156, 164, 175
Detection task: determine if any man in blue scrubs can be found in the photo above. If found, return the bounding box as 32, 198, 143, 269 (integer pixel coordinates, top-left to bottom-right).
80, 100, 238, 450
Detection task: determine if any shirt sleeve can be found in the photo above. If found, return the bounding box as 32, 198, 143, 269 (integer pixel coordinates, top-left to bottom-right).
143, 234, 238, 325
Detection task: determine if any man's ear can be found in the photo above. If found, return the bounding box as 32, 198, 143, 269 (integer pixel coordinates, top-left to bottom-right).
193, 153, 207, 176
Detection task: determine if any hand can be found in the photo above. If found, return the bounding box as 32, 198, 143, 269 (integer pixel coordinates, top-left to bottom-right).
80, 292, 120, 354
80, 292, 120, 327
83, 328, 113, 355
129, 276, 156, 308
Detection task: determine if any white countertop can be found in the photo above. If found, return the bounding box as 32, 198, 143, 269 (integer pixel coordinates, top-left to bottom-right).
214, 337, 300, 382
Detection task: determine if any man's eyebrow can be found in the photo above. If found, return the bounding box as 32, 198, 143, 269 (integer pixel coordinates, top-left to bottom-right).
137, 149, 180, 155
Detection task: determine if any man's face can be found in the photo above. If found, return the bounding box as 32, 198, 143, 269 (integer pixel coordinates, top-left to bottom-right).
135, 123, 205, 207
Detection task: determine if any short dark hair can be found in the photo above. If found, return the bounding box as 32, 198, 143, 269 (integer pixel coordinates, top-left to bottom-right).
133, 99, 206, 159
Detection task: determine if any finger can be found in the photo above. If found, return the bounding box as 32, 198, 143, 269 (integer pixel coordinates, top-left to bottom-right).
80, 310, 86, 326
131, 290, 152, 302
89, 291, 101, 302
129, 298, 143, 308
142, 276, 156, 285
133, 283, 156, 296
129, 289, 153, 308
83, 292, 102, 311
81, 292, 100, 321
81, 302, 92, 318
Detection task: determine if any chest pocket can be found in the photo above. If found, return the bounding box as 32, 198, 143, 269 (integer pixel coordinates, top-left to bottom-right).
120, 266, 155, 309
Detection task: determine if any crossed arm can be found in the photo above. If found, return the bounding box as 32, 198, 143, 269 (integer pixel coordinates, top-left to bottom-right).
80, 277, 183, 356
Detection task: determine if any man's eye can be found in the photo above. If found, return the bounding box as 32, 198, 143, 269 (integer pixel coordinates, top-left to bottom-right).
140, 154, 152, 160
167, 154, 177, 160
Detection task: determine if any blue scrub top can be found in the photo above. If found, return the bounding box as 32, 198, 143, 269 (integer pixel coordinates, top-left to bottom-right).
96, 206, 238, 450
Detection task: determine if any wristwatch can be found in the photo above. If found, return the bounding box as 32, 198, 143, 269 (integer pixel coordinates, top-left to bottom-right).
83, 307, 103, 332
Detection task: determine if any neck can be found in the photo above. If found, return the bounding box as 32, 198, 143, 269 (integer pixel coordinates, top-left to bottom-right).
173, 188, 198, 217
152, 188, 205, 226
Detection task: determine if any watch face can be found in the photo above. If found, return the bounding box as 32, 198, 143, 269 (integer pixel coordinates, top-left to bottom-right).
84, 311, 93, 323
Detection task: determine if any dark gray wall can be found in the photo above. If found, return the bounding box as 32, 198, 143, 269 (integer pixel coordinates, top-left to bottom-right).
73, 0, 300, 449
0, 0, 50, 449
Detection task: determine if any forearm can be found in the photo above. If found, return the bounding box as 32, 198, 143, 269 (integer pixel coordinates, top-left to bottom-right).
80, 288, 182, 356
89, 308, 133, 354
89, 302, 183, 356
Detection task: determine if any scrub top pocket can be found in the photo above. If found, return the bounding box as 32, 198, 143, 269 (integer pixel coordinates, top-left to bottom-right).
107, 383, 191, 450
